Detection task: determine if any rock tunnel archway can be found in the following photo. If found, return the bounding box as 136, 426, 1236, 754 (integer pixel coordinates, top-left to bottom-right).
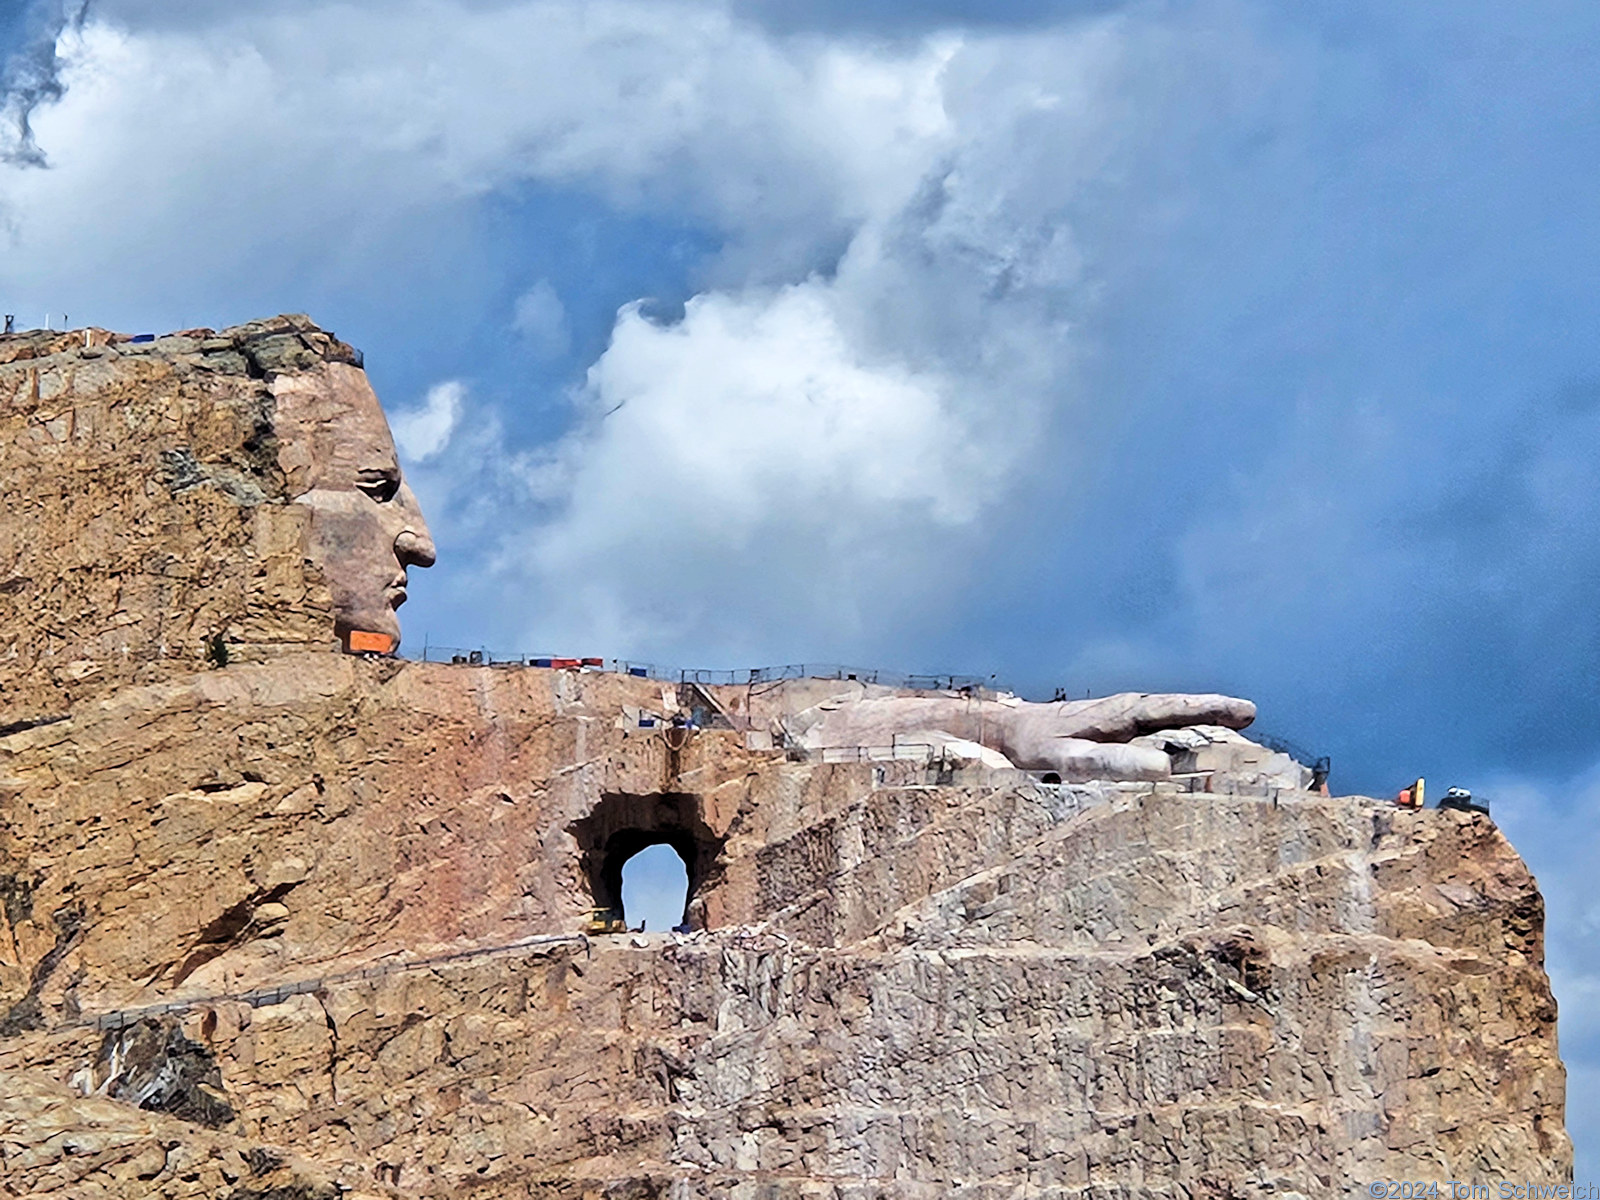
620, 843, 689, 932
567, 792, 724, 930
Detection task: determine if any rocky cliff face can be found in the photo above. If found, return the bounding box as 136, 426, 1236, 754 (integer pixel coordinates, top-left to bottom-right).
0, 318, 349, 725
0, 321, 1569, 1198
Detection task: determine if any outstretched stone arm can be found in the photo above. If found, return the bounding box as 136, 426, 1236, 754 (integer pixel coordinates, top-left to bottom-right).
1016, 693, 1256, 744
790, 691, 1256, 780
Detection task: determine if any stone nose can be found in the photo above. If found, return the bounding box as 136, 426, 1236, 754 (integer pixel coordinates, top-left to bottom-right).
395, 527, 436, 569
393, 482, 437, 569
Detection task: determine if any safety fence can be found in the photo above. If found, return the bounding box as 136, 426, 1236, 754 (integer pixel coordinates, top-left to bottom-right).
812, 741, 1099, 795
80, 932, 588, 1034
414, 646, 987, 693
1251, 732, 1332, 784
819, 741, 944, 764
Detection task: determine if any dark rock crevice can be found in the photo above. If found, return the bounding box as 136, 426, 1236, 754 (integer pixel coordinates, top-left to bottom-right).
95, 1016, 236, 1129
0, 901, 84, 1036
168, 880, 301, 986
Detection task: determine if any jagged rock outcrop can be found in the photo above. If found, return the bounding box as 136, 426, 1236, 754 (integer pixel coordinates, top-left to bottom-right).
0, 318, 347, 724
0, 320, 1569, 1197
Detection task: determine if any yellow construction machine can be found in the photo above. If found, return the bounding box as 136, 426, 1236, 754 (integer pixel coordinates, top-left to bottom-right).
584, 907, 628, 935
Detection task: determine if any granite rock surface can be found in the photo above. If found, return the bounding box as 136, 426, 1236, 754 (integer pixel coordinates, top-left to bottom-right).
0, 320, 1569, 1198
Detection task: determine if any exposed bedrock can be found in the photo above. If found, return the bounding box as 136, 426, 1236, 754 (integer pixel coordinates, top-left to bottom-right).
0, 656, 1569, 1197
0, 318, 1569, 1197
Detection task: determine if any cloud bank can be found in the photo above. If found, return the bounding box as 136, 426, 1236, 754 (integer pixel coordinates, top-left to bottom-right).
0, 1, 89, 165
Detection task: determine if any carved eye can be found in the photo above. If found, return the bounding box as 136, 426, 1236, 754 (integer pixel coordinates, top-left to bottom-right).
357, 472, 401, 503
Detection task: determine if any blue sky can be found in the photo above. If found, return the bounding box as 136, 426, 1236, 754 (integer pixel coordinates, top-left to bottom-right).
4, 0, 1597, 1173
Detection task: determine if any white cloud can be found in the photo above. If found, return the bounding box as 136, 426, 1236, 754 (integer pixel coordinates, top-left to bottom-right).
497, 277, 1000, 649
391, 380, 464, 462
0, 2, 957, 316
575, 285, 988, 524
388, 20, 1139, 657
511, 279, 571, 360
473, 23, 1135, 655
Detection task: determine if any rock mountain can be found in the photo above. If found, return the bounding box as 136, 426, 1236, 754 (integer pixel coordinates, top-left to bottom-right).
0, 318, 1569, 1197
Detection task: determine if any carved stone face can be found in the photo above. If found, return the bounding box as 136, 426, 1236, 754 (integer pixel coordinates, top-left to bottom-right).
271, 363, 436, 650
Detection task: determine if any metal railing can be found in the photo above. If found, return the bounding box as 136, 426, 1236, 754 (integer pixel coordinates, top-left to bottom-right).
819, 741, 942, 764
80, 931, 587, 1033
413, 647, 988, 693
1250, 731, 1331, 788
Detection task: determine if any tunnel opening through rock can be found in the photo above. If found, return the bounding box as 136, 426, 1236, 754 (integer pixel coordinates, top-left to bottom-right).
621, 843, 690, 932
568, 792, 724, 931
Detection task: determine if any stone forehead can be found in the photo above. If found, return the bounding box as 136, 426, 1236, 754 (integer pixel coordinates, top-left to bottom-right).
0, 314, 389, 496
270, 364, 399, 495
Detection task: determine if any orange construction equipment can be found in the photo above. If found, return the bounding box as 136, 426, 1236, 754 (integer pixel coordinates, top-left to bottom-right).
1396, 777, 1425, 809
346, 630, 396, 655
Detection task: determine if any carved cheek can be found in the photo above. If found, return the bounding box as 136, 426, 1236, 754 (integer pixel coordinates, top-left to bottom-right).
294, 489, 401, 632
